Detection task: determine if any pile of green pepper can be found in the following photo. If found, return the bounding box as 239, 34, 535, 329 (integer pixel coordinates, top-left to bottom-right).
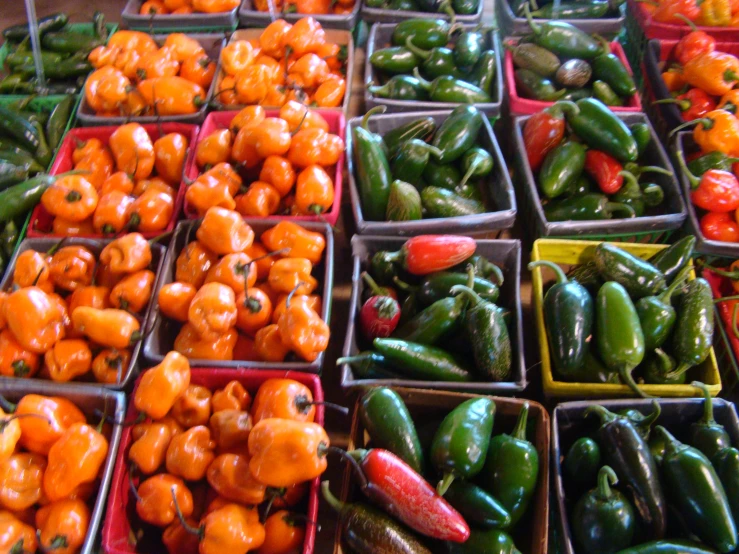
365, 0, 480, 15
532, 236, 715, 397
510, 0, 624, 19
368, 20, 496, 103
333, 387, 538, 553
1, 12, 108, 94
339, 246, 515, 383
508, 31, 636, 105
561, 385, 739, 554
354, 105, 496, 222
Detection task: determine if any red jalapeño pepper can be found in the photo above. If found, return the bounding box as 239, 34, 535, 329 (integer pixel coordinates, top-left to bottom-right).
522, 101, 579, 172
383, 235, 477, 276
584, 150, 623, 195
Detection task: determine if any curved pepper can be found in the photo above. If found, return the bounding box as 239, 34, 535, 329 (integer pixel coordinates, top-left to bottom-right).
134, 351, 191, 419
5, 287, 66, 354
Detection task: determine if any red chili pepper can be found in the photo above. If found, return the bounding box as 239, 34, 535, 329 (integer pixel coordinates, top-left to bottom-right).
655, 88, 717, 122
701, 211, 739, 242
584, 150, 624, 194
343, 448, 470, 543
677, 145, 739, 211
522, 101, 579, 172
360, 295, 400, 340
674, 30, 716, 67
386, 235, 476, 276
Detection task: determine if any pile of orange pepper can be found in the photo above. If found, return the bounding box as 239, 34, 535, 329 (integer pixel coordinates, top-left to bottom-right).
39, 123, 186, 237
139, 0, 240, 15
253, 0, 354, 16
643, 0, 739, 26
160, 212, 329, 363
186, 103, 341, 218
128, 359, 328, 553
86, 32, 215, 117
0, 393, 110, 553
216, 18, 347, 109
0, 233, 157, 384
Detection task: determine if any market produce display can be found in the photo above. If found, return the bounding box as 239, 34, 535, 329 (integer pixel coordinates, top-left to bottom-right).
1, 12, 109, 95
137, 0, 241, 14
353, 105, 498, 222
0, 392, 113, 553
186, 104, 341, 218
368, 22, 496, 104
117, 364, 326, 553
215, 18, 348, 109
507, 34, 637, 106
339, 235, 515, 383
558, 389, 739, 554
0, 232, 159, 383
521, 99, 674, 222
155, 214, 329, 363
326, 387, 539, 553
531, 236, 716, 397
84, 31, 215, 117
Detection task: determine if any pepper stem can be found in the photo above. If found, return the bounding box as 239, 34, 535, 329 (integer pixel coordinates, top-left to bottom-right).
550, 100, 580, 119
524, 3, 541, 33
654, 425, 681, 458
404, 37, 431, 60
606, 202, 637, 219
691, 381, 716, 424
669, 118, 707, 139
392, 276, 417, 292
512, 402, 530, 440
674, 13, 699, 30
595, 466, 618, 500
321, 481, 347, 513
674, 145, 701, 189
636, 400, 662, 431
654, 348, 674, 374
328, 446, 369, 490
459, 158, 482, 189
585, 404, 619, 425
528, 260, 567, 285
412, 68, 432, 91
171, 487, 204, 538
368, 82, 391, 98
665, 361, 692, 380
652, 97, 692, 112
436, 472, 455, 496
658, 265, 691, 303
295, 396, 350, 416
620, 366, 651, 398
361, 106, 386, 132
362, 272, 386, 296
449, 284, 484, 307
0, 413, 51, 434
700, 262, 739, 280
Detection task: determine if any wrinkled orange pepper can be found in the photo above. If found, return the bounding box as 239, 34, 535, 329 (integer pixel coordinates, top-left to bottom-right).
134, 350, 191, 419
220, 40, 257, 76
138, 77, 207, 116
128, 188, 175, 232
268, 258, 317, 295
251, 378, 315, 423
0, 329, 40, 378
235, 65, 272, 105
12, 249, 52, 292
174, 323, 238, 361
71, 307, 141, 350
92, 348, 131, 384
36, 498, 90, 554
134, 176, 176, 197
186, 176, 237, 217
163, 517, 200, 554
41, 175, 99, 223
93, 190, 135, 235
205, 253, 258, 294
45, 339, 93, 382
166, 424, 216, 481
100, 232, 152, 274
0, 511, 37, 553
261, 220, 326, 264
206, 453, 266, 504
15, 395, 85, 455
0, 453, 46, 511
277, 289, 328, 362
109, 123, 155, 181
154, 132, 190, 185
188, 282, 238, 340
230, 105, 266, 134
164, 33, 206, 63
210, 409, 252, 449
159, 282, 198, 322
181, 53, 216, 89
295, 164, 334, 214
0, 407, 20, 463
94, 70, 132, 112
85, 66, 123, 113
212, 380, 251, 413
4, 287, 65, 354
101, 171, 135, 196
108, 30, 158, 55
136, 473, 193, 527
72, 138, 105, 164
176, 239, 219, 288
258, 510, 306, 554
235, 288, 273, 336
171, 384, 212, 428
272, 293, 321, 325
259, 156, 296, 198
287, 127, 343, 168
74, 149, 114, 190
259, 20, 292, 58
48, 245, 96, 292
137, 46, 180, 82
315, 76, 346, 108
279, 101, 329, 133
130, 422, 173, 475
200, 162, 243, 196
110, 269, 155, 313
52, 217, 96, 237
199, 503, 266, 554
288, 53, 329, 88
254, 324, 290, 362
196, 207, 255, 255
284, 17, 326, 57
235, 182, 281, 217
196, 129, 233, 168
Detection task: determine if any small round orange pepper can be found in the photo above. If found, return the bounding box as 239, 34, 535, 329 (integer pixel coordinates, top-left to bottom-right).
196, 207, 255, 255
135, 351, 191, 419
140, 0, 167, 14
133, 176, 176, 197
74, 147, 115, 189
136, 473, 193, 527
268, 257, 317, 295
236, 287, 272, 336
12, 249, 52, 292
0, 511, 38, 553
171, 384, 213, 428
138, 77, 207, 116
259, 20, 292, 58
128, 188, 175, 232
154, 132, 190, 185
181, 53, 217, 89
164, 33, 206, 63
279, 101, 329, 133
186, 176, 237, 216
230, 105, 266, 134
176, 240, 218, 288
71, 307, 141, 350
235, 182, 281, 217
259, 156, 296, 198
93, 191, 135, 235
36, 499, 90, 554
220, 40, 256, 76
109, 123, 155, 181
0, 453, 46, 511
205, 253, 258, 294
51, 217, 95, 237
100, 232, 152, 274
206, 453, 266, 505
251, 378, 315, 423
15, 395, 85, 455
107, 30, 158, 55
188, 282, 238, 340
212, 381, 251, 413
72, 138, 105, 164
0, 329, 40, 378
136, 46, 180, 81
254, 324, 289, 362
129, 422, 172, 475
260, 220, 326, 263
91, 348, 131, 384
166, 424, 216, 481
215, 75, 239, 106
244, 243, 275, 280
4, 287, 66, 354
109, 269, 155, 313
315, 76, 346, 108
48, 245, 96, 292
67, 285, 111, 314
200, 162, 243, 196
159, 282, 198, 322
41, 175, 99, 222
272, 294, 321, 324
258, 510, 306, 554
196, 128, 233, 168
295, 164, 334, 215
284, 17, 326, 57
234, 65, 272, 105
101, 171, 135, 196
174, 323, 238, 361
44, 339, 93, 382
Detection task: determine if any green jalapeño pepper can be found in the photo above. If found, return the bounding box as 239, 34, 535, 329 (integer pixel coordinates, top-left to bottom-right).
564, 437, 601, 488
595, 281, 648, 397
386, 180, 422, 221
444, 481, 511, 529
648, 235, 695, 285
41, 31, 104, 54
586, 405, 667, 541
369, 75, 429, 101
450, 284, 512, 381
531, 0, 609, 18
409, 271, 499, 305
529, 260, 593, 379
642, 348, 685, 385
453, 255, 504, 284
594, 80, 625, 107
369, 46, 419, 74
453, 26, 485, 71
688, 151, 739, 176
354, 108, 392, 221
421, 186, 485, 217
423, 159, 462, 190
592, 37, 638, 98
566, 98, 639, 162
544, 193, 636, 221
514, 69, 565, 101
481, 402, 539, 526
432, 397, 495, 495
383, 117, 437, 157
459, 146, 493, 189
447, 529, 520, 554
432, 104, 484, 163
3, 12, 68, 41
336, 351, 401, 379
670, 279, 714, 381
394, 278, 470, 344
469, 50, 497, 96
617, 401, 662, 441
46, 94, 75, 151
359, 387, 425, 474
412, 68, 491, 104
371, 250, 397, 286
688, 381, 731, 462
713, 447, 739, 525
594, 243, 667, 299
373, 338, 473, 382
405, 38, 465, 79
573, 466, 637, 554
539, 140, 586, 199
636, 266, 691, 352
392, 18, 454, 50
656, 426, 738, 553
525, 5, 601, 59
391, 139, 442, 189
453, 0, 479, 14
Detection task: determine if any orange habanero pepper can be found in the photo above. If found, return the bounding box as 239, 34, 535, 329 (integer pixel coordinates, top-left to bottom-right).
188, 282, 238, 340
12, 249, 52, 292
108, 30, 158, 55
196, 207, 255, 255
259, 20, 292, 58
101, 171, 135, 196
245, 243, 276, 279
0, 408, 20, 463
45, 339, 93, 382
235, 288, 273, 335
199, 503, 265, 554
261, 220, 325, 263
200, 162, 243, 196
92, 348, 131, 385
0, 511, 38, 553
315, 76, 346, 108
93, 191, 135, 235
251, 378, 316, 423
74, 148, 115, 190
174, 323, 238, 360
36, 499, 90, 554
287, 127, 343, 168
41, 175, 99, 223
136, 473, 193, 527
15, 395, 85, 455
235, 182, 281, 217
216, 75, 239, 106
154, 132, 190, 185
248, 418, 328, 487
277, 289, 328, 362
85, 66, 123, 113
186, 176, 237, 216
109, 123, 155, 180
295, 164, 333, 215
196, 128, 233, 168
284, 17, 326, 58
171, 384, 212, 428
181, 53, 217, 89
52, 217, 95, 237
138, 77, 207, 116
279, 101, 329, 133
134, 176, 176, 198
235, 65, 273, 106
134, 351, 191, 419
100, 232, 152, 273
130, 423, 172, 475
272, 293, 321, 324
268, 257, 317, 295
230, 105, 266, 134
0, 329, 40, 378
192, 0, 241, 12
260, 155, 297, 198
128, 188, 175, 232
205, 253, 258, 294
159, 282, 198, 322
220, 40, 256, 76
212, 381, 251, 413
0, 452, 46, 511
109, 269, 155, 313
71, 307, 141, 350
258, 510, 306, 554
176, 240, 218, 288
164, 33, 206, 63
140, 0, 167, 14
207, 453, 266, 504
163, 518, 201, 554
48, 246, 96, 292
254, 324, 290, 362
166, 424, 216, 481
288, 53, 329, 89
4, 287, 65, 354
136, 46, 180, 81
210, 409, 252, 450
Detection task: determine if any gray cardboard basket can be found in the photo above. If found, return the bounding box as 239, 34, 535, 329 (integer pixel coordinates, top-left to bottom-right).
143, 219, 334, 372
238, 0, 359, 30
496, 0, 625, 37
512, 113, 687, 242
340, 235, 527, 393
673, 131, 739, 257
121, 0, 239, 30
360, 0, 483, 24
365, 25, 503, 115
211, 28, 354, 116
552, 397, 739, 554
76, 33, 226, 126
347, 110, 516, 235
0, 238, 166, 390
0, 380, 125, 554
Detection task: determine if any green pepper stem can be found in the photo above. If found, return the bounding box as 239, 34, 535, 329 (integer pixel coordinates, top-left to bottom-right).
321, 481, 346, 513
606, 202, 637, 219
595, 466, 618, 500
438, 0, 455, 18
336, 353, 372, 366
715, 294, 739, 302
404, 37, 431, 60
392, 276, 417, 292
654, 348, 674, 373
523, 3, 541, 33
362, 272, 385, 297
636, 400, 662, 430
642, 183, 664, 207
674, 13, 699, 30
669, 118, 707, 140
674, 145, 701, 189
171, 487, 204, 538
330, 447, 369, 490
701, 263, 739, 280
361, 106, 386, 132
635, 165, 673, 177
412, 68, 432, 90
436, 472, 455, 496
585, 404, 619, 425
512, 402, 530, 441
449, 284, 484, 307
691, 381, 716, 424
550, 100, 580, 119
665, 362, 692, 380
367, 83, 391, 98
724, 70, 739, 84
459, 158, 481, 189
654, 425, 681, 458
658, 265, 691, 304
653, 97, 692, 112
486, 262, 505, 286
424, 144, 443, 160
528, 260, 567, 285
620, 366, 651, 398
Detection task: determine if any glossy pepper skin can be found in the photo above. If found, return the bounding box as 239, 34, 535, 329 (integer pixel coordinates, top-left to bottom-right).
37, 498, 90, 554
207, 453, 266, 504
248, 418, 329, 487
0, 510, 38, 553
166, 424, 216, 481
688, 381, 731, 461
636, 266, 690, 352
444, 480, 512, 530
5, 287, 65, 354
353, 107, 392, 222
136, 473, 193, 527
257, 510, 305, 554
586, 405, 666, 541
199, 503, 266, 554
346, 447, 470, 542
100, 233, 152, 274
171, 384, 212, 428
277, 291, 329, 362
134, 351, 191, 420
251, 378, 316, 424
212, 380, 251, 413
196, 207, 254, 255
385, 235, 476, 275
656, 425, 737, 552
431, 397, 495, 495
564, 437, 601, 487
573, 466, 636, 554
15, 395, 85, 455
565, 98, 639, 163
0, 452, 46, 510
129, 422, 172, 474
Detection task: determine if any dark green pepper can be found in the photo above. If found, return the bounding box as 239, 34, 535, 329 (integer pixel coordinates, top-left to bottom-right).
0, 162, 29, 190
370, 250, 397, 286
480, 402, 539, 526
594, 80, 625, 106
373, 338, 473, 382
423, 160, 462, 190
618, 401, 662, 441
0, 149, 44, 175
431, 397, 495, 495
586, 405, 667, 540
5, 50, 64, 69
565, 174, 593, 196
630, 123, 652, 158
45, 94, 74, 151
507, 41, 560, 77
544, 193, 635, 221
453, 254, 504, 284
468, 50, 497, 96
31, 121, 52, 169
455, 181, 483, 202
3, 12, 68, 41
432, 104, 484, 163
447, 529, 520, 554
595, 281, 648, 397
514, 68, 565, 101
41, 31, 104, 54
592, 37, 638, 98
573, 466, 637, 554
369, 75, 429, 101
649, 235, 695, 285
389, 0, 421, 9
453, 26, 485, 71
642, 348, 685, 385
713, 447, 739, 525
369, 46, 419, 74
636, 266, 691, 352
336, 351, 402, 379
530, 260, 593, 379
656, 425, 737, 552
670, 278, 714, 381
531, 0, 609, 17
421, 186, 485, 217
391, 139, 442, 189
0, 171, 78, 223
564, 437, 601, 487
394, 288, 469, 344
566, 98, 639, 162
563, 87, 593, 101
410, 271, 499, 305
688, 381, 731, 462
386, 180, 422, 221
687, 152, 739, 176
383, 117, 436, 158
567, 261, 603, 294
594, 243, 667, 299
413, 68, 491, 103
0, 74, 35, 95
525, 5, 601, 59
539, 140, 586, 199
405, 39, 465, 79
354, 108, 392, 221
615, 540, 728, 554
358, 387, 425, 474
392, 19, 453, 49
459, 146, 493, 188
0, 220, 19, 260
564, 348, 621, 383
649, 430, 667, 465
444, 481, 511, 529
0, 105, 40, 152
452, 0, 479, 15
93, 11, 108, 40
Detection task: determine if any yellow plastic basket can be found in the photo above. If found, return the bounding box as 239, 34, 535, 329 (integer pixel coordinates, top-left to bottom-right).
531, 238, 721, 399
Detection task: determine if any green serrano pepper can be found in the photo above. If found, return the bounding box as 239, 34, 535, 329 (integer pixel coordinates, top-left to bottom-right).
670, 278, 714, 381
373, 338, 473, 382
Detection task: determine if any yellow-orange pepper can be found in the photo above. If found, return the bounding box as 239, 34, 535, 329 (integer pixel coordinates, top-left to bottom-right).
260, 221, 325, 264
207, 453, 266, 505
109, 123, 155, 180
212, 381, 251, 413
235, 182, 281, 217
136, 473, 193, 527
166, 424, 216, 481
71, 307, 141, 350
0, 510, 38, 553
36, 498, 90, 554
129, 422, 173, 474
268, 258, 317, 295
12, 249, 52, 292
176, 240, 218, 288
277, 292, 328, 362
295, 164, 334, 215
210, 409, 252, 449
45, 339, 93, 382
41, 175, 99, 223
15, 395, 85, 456
272, 294, 321, 325
258, 510, 306, 554
48, 245, 96, 292
93, 191, 135, 235
205, 253, 258, 294
128, 187, 175, 233
137, 77, 207, 116
196, 128, 233, 168
235, 288, 273, 336
159, 282, 198, 322
134, 351, 191, 419
171, 384, 213, 428
100, 232, 152, 274
187, 282, 237, 340
154, 132, 190, 186
0, 328, 40, 378
0, 453, 46, 511
164, 33, 205, 63
4, 287, 65, 354
253, 324, 289, 362
186, 176, 236, 217
109, 269, 155, 313
199, 503, 266, 554
174, 323, 238, 361
91, 348, 131, 385
196, 207, 255, 255
220, 40, 256, 76
251, 378, 315, 423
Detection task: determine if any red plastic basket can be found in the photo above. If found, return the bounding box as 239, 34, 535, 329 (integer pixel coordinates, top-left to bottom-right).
102, 368, 323, 554
183, 110, 345, 227
627, 0, 739, 40
506, 39, 643, 115
28, 123, 200, 239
